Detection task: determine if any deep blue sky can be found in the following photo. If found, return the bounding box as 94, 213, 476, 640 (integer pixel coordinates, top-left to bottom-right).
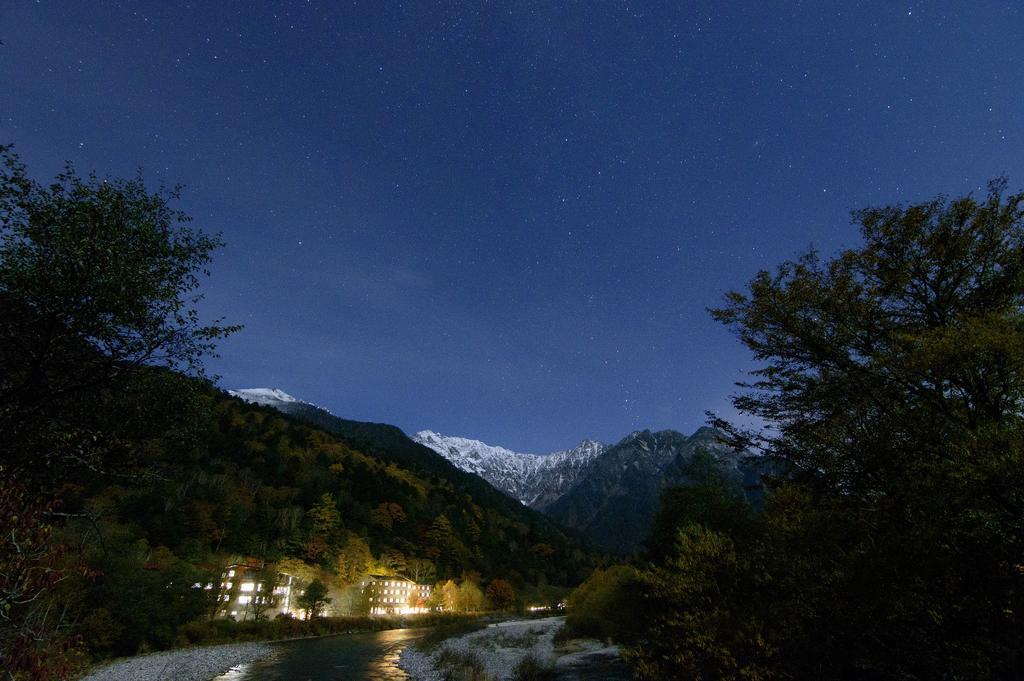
3, 2, 1023, 451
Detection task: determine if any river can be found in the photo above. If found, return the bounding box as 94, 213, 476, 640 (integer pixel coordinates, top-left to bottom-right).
211, 624, 631, 681
213, 627, 423, 681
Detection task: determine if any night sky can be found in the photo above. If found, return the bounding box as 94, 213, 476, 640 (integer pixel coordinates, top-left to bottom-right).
3, 2, 1023, 451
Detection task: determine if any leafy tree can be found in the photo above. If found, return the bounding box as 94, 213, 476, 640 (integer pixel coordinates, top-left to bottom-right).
297, 579, 331, 620
406, 557, 436, 584
80, 540, 215, 656
644, 449, 756, 563
529, 543, 555, 558
436, 579, 460, 611
276, 557, 317, 587
0, 146, 238, 486
334, 534, 372, 585
485, 579, 516, 610
308, 494, 342, 535
630, 525, 769, 680
629, 179, 1024, 679
456, 580, 488, 613
339, 581, 372, 616
245, 569, 279, 622
368, 502, 406, 530
562, 566, 643, 643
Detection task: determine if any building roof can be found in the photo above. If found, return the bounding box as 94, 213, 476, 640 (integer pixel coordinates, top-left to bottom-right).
364, 574, 431, 586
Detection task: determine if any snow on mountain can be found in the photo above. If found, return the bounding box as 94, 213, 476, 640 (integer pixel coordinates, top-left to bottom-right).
523, 439, 607, 509
228, 388, 299, 407
411, 431, 606, 507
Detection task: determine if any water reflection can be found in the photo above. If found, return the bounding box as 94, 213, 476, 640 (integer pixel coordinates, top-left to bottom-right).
366, 629, 419, 680
213, 627, 423, 681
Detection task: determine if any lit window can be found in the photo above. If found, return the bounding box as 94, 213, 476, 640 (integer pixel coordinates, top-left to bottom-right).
228, 570, 236, 577
240, 582, 255, 592
225, 582, 233, 590
238, 595, 251, 605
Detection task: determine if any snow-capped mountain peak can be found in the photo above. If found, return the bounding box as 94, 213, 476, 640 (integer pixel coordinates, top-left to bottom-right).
228, 388, 299, 406
411, 431, 539, 500
412, 431, 536, 468
411, 431, 606, 508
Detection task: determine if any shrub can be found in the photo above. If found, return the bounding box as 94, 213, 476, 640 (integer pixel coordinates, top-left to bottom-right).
435, 648, 490, 681
512, 654, 556, 681
560, 565, 643, 643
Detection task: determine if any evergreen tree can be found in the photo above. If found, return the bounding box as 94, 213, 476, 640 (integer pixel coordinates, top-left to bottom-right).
303, 494, 342, 562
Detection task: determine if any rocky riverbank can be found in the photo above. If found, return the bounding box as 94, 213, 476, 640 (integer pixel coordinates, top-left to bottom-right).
399, 616, 625, 681
78, 641, 275, 681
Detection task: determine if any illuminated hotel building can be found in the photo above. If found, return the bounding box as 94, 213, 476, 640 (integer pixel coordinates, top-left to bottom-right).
215, 561, 296, 620
361, 575, 432, 615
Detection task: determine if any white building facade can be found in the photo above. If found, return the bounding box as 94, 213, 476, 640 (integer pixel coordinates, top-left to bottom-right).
361, 575, 432, 615
215, 562, 296, 620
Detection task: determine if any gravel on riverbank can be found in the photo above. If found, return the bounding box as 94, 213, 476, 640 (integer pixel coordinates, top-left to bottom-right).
79, 641, 275, 681
400, 616, 622, 681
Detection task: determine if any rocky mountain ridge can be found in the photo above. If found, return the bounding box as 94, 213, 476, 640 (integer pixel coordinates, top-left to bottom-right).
410, 430, 606, 508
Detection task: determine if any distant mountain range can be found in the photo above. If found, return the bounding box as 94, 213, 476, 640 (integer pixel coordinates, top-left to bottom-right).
414, 427, 764, 553
410, 431, 605, 509
231, 388, 766, 554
